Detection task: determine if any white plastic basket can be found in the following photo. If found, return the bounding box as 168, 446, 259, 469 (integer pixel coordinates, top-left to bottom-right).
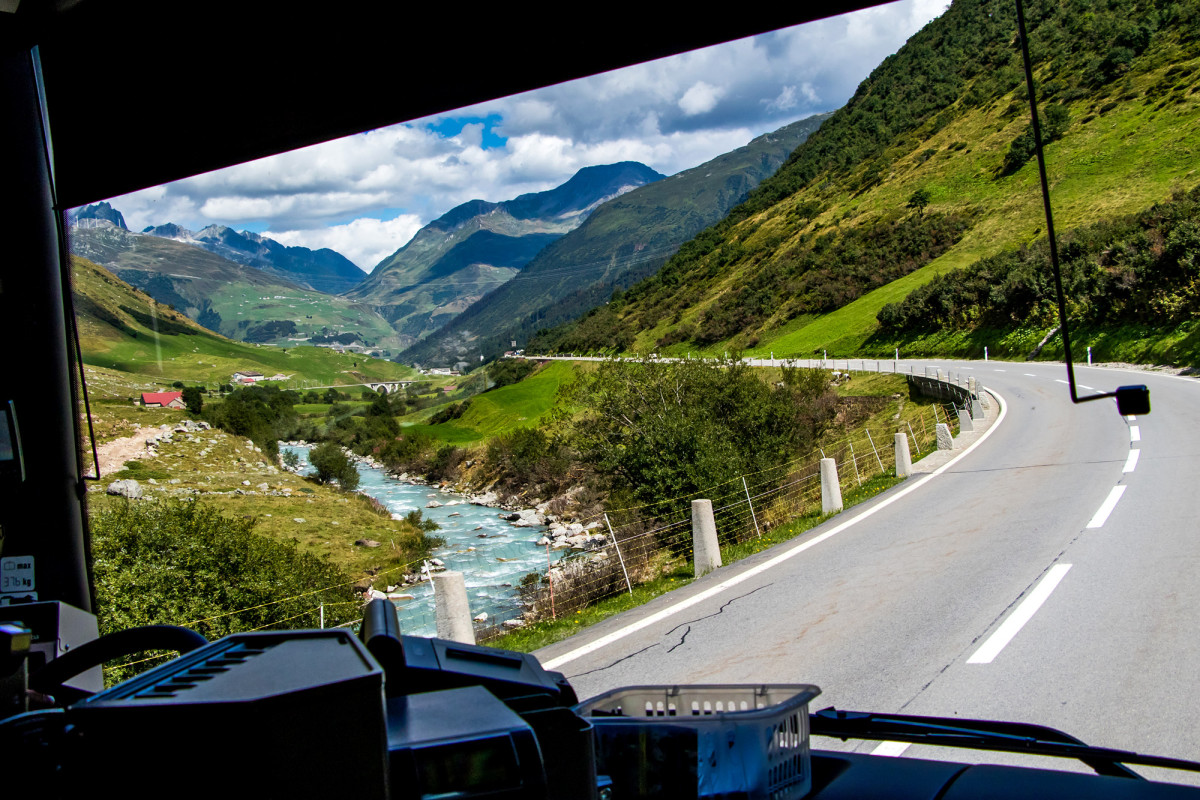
576, 684, 820, 800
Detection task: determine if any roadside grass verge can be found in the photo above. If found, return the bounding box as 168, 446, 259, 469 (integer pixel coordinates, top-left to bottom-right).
869, 319, 1200, 369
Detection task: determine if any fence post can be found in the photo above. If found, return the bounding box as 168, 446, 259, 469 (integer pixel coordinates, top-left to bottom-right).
895, 432, 913, 478
936, 422, 953, 450
820, 458, 843, 514
865, 430, 886, 473
604, 513, 633, 595
432, 571, 476, 644
906, 421, 922, 455
546, 543, 555, 619
692, 499, 721, 577
847, 440, 863, 485
742, 476, 762, 538
319, 603, 324, 629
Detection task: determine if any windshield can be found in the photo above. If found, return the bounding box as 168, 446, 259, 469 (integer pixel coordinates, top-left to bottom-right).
59, 0, 1200, 785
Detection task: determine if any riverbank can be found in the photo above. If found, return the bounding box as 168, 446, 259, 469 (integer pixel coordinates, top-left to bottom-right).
281, 442, 602, 636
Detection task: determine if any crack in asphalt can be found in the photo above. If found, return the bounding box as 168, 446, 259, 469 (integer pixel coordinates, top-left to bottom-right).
566, 643, 661, 679
566, 585, 775, 677
667, 625, 692, 653
663, 584, 773, 652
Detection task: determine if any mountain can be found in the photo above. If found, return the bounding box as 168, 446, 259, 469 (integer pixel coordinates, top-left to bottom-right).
346, 162, 665, 346
68, 221, 401, 350
399, 114, 832, 365
71, 254, 413, 385
526, 0, 1200, 361
140, 222, 366, 294
68, 201, 128, 230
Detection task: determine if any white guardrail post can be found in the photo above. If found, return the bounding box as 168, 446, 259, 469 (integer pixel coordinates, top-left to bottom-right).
692, 499, 721, 578
820, 458, 843, 514
433, 571, 476, 644
895, 432, 913, 478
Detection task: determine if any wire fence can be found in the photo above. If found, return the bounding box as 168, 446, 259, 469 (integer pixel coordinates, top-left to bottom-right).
481, 398, 962, 643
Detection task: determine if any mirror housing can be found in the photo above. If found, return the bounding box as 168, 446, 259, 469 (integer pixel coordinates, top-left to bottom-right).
1115, 385, 1150, 416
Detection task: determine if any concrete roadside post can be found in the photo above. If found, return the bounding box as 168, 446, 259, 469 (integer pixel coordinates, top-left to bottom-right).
936, 422, 953, 450
433, 571, 476, 644
820, 458, 843, 514
895, 432, 913, 478
958, 406, 974, 432
692, 499, 721, 578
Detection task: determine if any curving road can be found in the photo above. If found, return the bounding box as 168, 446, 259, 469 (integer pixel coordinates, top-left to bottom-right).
534, 359, 1200, 780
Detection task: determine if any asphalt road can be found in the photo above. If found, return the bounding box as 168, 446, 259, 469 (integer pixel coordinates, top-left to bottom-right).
534, 359, 1200, 780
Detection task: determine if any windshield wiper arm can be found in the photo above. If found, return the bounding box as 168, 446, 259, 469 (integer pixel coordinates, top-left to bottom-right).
812, 708, 1200, 780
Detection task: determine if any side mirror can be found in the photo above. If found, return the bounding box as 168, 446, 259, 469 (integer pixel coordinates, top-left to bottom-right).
1115, 385, 1150, 416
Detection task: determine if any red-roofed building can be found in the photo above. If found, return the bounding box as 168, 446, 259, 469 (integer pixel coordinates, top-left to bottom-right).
141, 391, 185, 409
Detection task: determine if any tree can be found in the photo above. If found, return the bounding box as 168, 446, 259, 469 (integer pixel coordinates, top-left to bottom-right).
181, 386, 203, 415
907, 188, 932, 214
309, 442, 360, 490
203, 384, 296, 458
568, 356, 837, 517
281, 449, 300, 470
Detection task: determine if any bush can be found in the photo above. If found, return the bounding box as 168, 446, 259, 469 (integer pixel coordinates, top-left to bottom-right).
203, 385, 296, 458
91, 499, 358, 684
308, 442, 360, 491
181, 386, 203, 415
568, 357, 838, 539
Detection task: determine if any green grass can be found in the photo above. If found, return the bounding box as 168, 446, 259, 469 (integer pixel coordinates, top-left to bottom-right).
616, 50, 1200, 364
74, 256, 415, 386
401, 361, 578, 444
872, 318, 1200, 368
753, 60, 1200, 360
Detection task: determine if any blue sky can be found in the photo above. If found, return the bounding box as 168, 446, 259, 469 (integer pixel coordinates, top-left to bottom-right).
105, 0, 946, 271
426, 115, 508, 150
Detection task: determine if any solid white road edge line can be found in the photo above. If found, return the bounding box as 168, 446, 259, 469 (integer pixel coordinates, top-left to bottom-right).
1087, 485, 1127, 529
871, 741, 912, 757
966, 564, 1073, 664
541, 390, 1010, 671
1123, 449, 1140, 473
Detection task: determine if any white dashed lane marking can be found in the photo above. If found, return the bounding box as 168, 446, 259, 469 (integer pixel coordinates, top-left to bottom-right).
968, 564, 1073, 664
1087, 485, 1127, 529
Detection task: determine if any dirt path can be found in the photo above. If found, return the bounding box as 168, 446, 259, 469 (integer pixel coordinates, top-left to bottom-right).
96, 426, 163, 477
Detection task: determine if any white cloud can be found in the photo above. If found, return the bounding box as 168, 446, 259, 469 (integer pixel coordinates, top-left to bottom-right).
267, 214, 424, 271
89, 0, 945, 267
678, 81, 724, 116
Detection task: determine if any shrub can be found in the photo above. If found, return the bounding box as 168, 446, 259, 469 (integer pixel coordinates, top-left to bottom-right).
91, 499, 358, 684
308, 442, 360, 491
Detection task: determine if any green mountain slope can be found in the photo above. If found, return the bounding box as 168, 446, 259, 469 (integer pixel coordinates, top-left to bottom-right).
70, 223, 401, 350
72, 255, 413, 385
347, 162, 664, 345
400, 114, 832, 366
532, 0, 1200, 361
